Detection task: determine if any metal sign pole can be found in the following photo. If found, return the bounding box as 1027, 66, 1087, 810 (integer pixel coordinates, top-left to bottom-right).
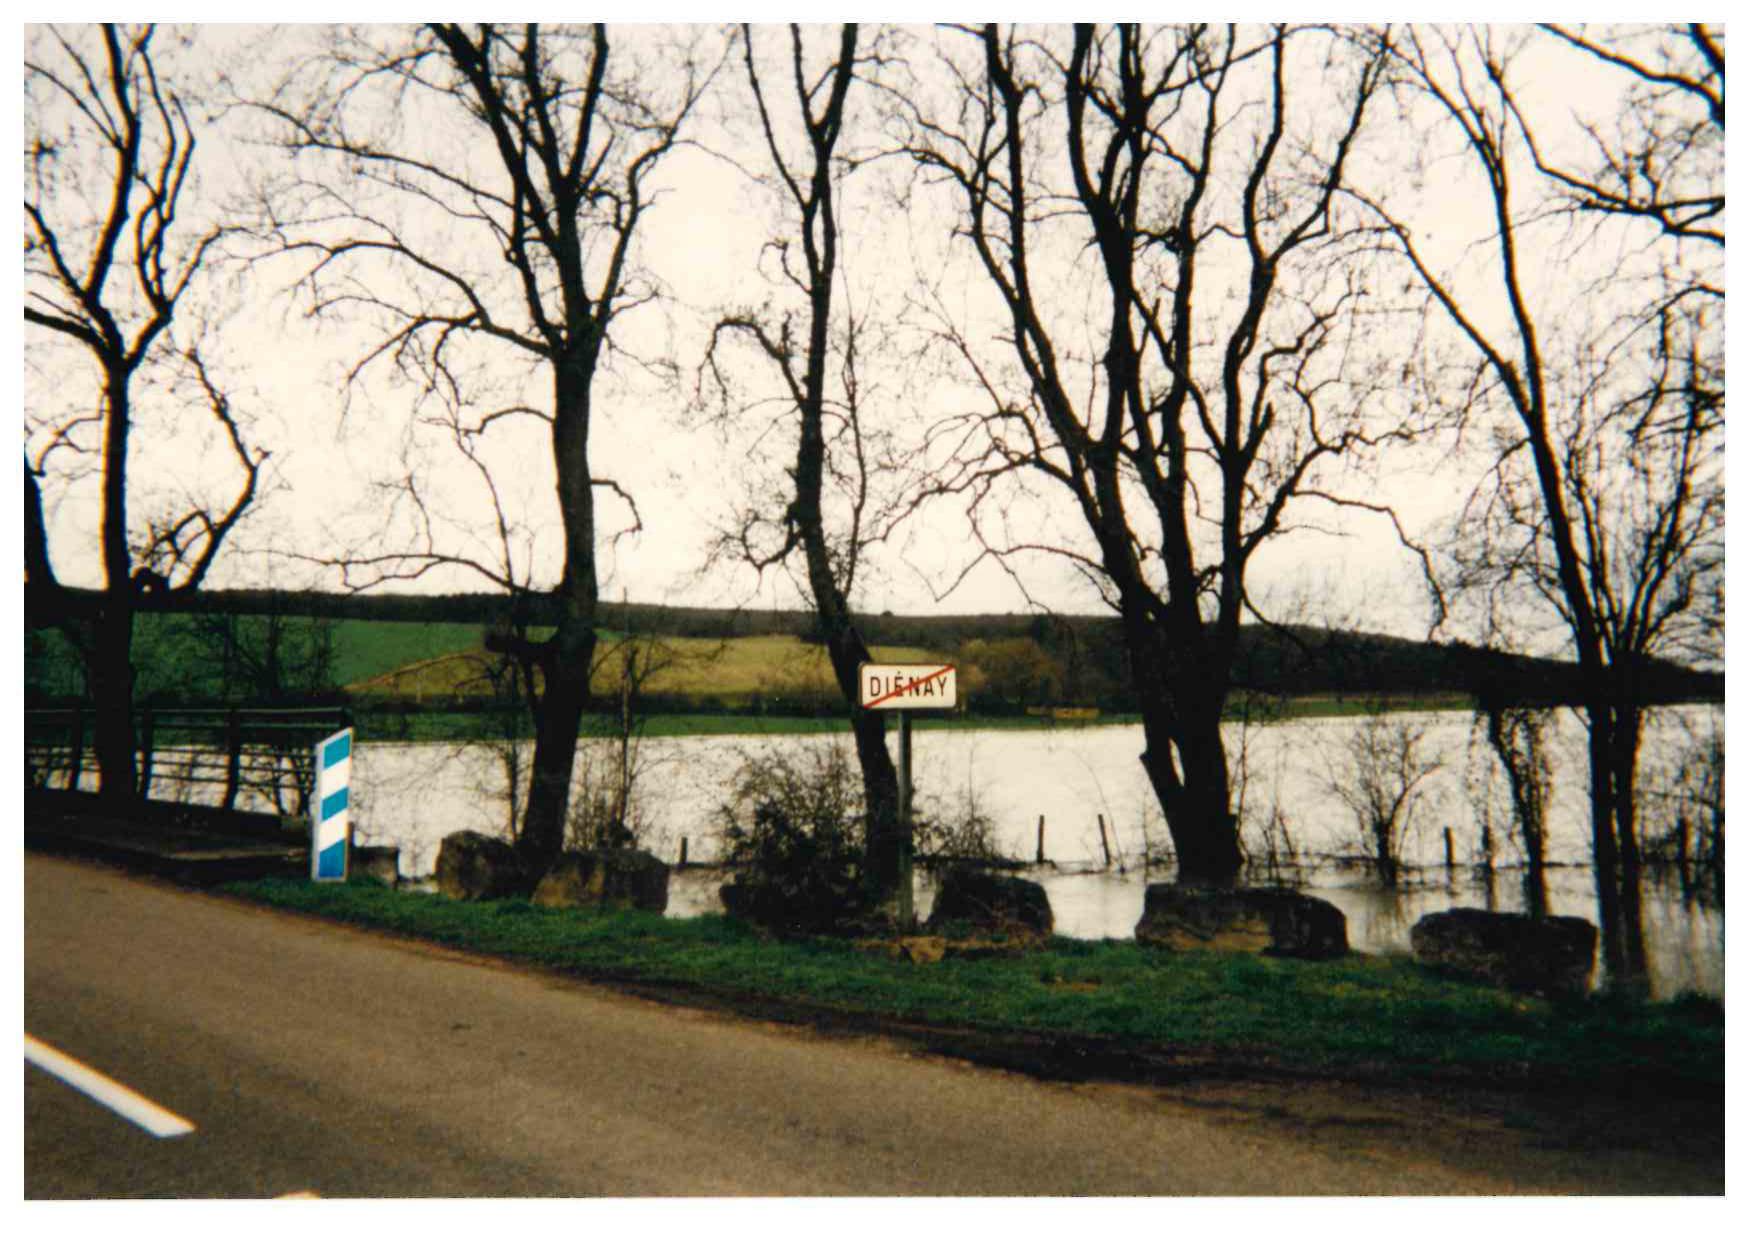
897, 708, 913, 929
858, 663, 955, 932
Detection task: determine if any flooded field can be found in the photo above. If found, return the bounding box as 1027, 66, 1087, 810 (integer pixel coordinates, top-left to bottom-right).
90, 704, 1723, 998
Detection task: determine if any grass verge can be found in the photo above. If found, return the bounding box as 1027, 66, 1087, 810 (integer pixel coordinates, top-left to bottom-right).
222, 876, 1722, 1093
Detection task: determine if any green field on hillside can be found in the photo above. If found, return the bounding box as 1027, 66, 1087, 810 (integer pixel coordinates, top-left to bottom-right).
348, 631, 948, 704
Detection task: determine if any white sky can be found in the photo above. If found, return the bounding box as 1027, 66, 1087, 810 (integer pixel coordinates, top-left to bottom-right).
13, 17, 1726, 659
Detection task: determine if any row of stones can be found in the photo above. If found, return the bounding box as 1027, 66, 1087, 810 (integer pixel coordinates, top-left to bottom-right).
938, 870, 1600, 997
424, 830, 1599, 997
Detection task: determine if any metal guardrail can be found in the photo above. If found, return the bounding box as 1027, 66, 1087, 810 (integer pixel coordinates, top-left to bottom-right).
24, 705, 351, 815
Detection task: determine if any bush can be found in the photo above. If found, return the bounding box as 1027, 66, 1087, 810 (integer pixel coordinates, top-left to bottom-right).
915, 780, 1011, 865
716, 744, 881, 934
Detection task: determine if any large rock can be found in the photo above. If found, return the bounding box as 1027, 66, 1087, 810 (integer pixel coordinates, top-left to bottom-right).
1134, 885, 1348, 960
718, 878, 890, 936
925, 866, 1053, 937
435, 830, 528, 901
532, 849, 670, 913
352, 844, 401, 886
1411, 908, 1596, 996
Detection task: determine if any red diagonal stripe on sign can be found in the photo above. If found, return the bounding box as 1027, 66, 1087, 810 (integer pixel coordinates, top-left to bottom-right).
867, 666, 952, 710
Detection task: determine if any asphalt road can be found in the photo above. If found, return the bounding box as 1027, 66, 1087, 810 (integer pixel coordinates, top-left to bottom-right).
21, 853, 1707, 1197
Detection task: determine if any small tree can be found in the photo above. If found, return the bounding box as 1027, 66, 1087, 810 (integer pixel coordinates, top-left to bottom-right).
1329, 707, 1442, 887
1481, 701, 1553, 916
716, 743, 876, 934
1643, 715, 1724, 902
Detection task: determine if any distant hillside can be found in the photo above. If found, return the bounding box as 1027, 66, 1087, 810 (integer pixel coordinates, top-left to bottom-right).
25, 585, 1722, 710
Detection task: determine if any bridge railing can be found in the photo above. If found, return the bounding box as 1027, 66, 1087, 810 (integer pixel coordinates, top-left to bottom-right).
24, 704, 351, 815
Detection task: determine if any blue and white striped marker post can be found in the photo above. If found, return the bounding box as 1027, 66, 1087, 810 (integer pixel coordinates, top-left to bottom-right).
311, 728, 352, 882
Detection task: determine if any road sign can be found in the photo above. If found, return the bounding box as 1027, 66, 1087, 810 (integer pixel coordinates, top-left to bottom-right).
858, 663, 957, 711
311, 728, 353, 882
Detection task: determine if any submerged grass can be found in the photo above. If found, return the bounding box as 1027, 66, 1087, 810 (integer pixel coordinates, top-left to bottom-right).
223, 876, 1722, 1090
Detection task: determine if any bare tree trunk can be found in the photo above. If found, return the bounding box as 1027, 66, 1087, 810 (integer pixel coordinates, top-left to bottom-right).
519, 642, 590, 871
846, 678, 902, 890
1587, 709, 1626, 978
94, 374, 138, 802
1139, 706, 1242, 884
516, 362, 602, 874
799, 500, 901, 885
89, 603, 136, 802
1129, 622, 1242, 885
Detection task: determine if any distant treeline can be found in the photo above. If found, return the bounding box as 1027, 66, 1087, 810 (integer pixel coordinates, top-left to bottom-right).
30, 585, 1719, 711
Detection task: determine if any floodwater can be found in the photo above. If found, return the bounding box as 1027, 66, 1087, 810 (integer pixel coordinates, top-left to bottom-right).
120, 705, 1728, 998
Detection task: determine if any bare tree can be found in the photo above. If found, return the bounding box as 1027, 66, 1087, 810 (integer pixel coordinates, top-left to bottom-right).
698, 24, 914, 901
1356, 24, 1723, 974
25, 24, 265, 802
255, 24, 721, 873
895, 24, 1411, 883
1329, 707, 1442, 887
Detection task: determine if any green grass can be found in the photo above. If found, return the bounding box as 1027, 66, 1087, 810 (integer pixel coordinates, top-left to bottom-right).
223, 876, 1723, 1090
26, 614, 488, 700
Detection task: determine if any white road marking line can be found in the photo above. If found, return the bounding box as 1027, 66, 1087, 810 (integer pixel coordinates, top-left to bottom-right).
24, 1033, 196, 1138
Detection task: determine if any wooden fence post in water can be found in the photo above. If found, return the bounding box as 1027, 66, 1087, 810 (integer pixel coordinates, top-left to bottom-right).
679, 836, 688, 868
1097, 813, 1113, 870
1444, 827, 1455, 872
1035, 815, 1046, 865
